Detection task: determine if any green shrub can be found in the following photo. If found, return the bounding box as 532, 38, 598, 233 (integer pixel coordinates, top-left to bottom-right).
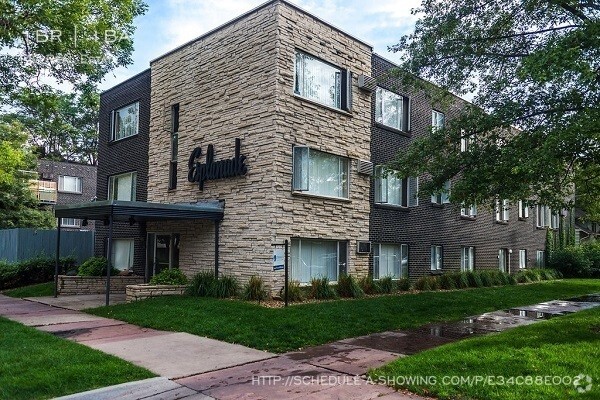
77, 257, 119, 277
358, 275, 381, 294
397, 278, 411, 291
149, 268, 188, 285
309, 276, 337, 299
243, 275, 270, 301
466, 271, 483, 288
549, 246, 598, 278
187, 271, 217, 297
451, 272, 470, 289
337, 274, 365, 298
439, 274, 457, 290
212, 275, 239, 298
414, 276, 439, 291
514, 271, 531, 283
0, 256, 76, 290
524, 269, 542, 282
378, 276, 395, 294
507, 273, 517, 285
479, 270, 494, 287
279, 280, 305, 302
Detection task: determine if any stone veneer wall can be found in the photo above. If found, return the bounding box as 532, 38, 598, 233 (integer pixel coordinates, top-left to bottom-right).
146, 1, 372, 291
57, 275, 144, 295
126, 284, 187, 302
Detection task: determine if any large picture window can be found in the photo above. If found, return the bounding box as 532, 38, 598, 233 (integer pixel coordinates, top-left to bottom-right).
108, 172, 137, 201
294, 51, 350, 110
292, 147, 348, 199
536, 205, 552, 228
110, 239, 134, 271
373, 243, 408, 279
291, 239, 347, 284
375, 87, 410, 132
374, 166, 418, 207
58, 175, 82, 194
496, 199, 510, 222
111, 102, 139, 141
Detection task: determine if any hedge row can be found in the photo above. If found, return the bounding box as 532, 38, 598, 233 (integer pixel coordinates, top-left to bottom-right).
0, 257, 76, 290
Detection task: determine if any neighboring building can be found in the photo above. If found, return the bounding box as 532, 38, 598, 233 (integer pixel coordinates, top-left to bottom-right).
575, 209, 600, 244
35, 159, 97, 231
94, 0, 550, 288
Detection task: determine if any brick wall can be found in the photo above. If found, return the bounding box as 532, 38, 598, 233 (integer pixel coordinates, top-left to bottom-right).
369, 54, 547, 279
96, 70, 151, 276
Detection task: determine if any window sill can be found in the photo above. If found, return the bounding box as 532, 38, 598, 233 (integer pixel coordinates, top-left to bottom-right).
375, 123, 411, 137
292, 191, 351, 203
495, 220, 509, 225
109, 133, 139, 144
460, 215, 476, 221
58, 191, 83, 195
430, 270, 443, 275
374, 203, 411, 212
292, 94, 352, 117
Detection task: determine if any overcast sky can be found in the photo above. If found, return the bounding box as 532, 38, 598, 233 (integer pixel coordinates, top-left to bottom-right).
99, 0, 421, 90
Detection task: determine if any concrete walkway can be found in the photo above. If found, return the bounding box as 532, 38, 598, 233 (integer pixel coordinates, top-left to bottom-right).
1, 293, 599, 400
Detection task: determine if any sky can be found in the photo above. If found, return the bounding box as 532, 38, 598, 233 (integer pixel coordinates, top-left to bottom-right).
99, 0, 422, 90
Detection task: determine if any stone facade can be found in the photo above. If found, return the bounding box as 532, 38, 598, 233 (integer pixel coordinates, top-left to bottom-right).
146, 1, 372, 290
57, 275, 144, 295
126, 284, 188, 302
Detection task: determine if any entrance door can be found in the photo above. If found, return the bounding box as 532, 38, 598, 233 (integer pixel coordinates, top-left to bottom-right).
146, 233, 180, 280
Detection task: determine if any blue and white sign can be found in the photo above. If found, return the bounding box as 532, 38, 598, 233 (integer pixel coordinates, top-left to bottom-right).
273, 248, 285, 271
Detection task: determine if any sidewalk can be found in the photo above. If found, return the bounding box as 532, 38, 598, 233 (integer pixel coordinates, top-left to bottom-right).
1, 293, 598, 400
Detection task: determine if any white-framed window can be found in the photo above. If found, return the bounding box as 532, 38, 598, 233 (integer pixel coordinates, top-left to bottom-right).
536, 250, 545, 268
110, 239, 134, 271
551, 211, 560, 229
58, 176, 82, 194
375, 87, 410, 131
536, 205, 552, 227
460, 131, 474, 152
374, 166, 418, 207
431, 245, 443, 271
60, 218, 80, 228
291, 238, 347, 284
431, 180, 451, 204
432, 110, 445, 131
111, 102, 139, 141
461, 246, 475, 271
496, 199, 510, 222
519, 249, 527, 269
373, 243, 408, 279
518, 200, 529, 219
108, 172, 137, 201
294, 51, 350, 111
461, 204, 477, 218
292, 147, 349, 199
498, 248, 507, 272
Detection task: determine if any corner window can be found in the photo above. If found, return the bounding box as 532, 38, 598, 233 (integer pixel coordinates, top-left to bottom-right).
496, 199, 510, 222
461, 204, 477, 218
292, 147, 349, 199
518, 200, 529, 219
108, 172, 137, 201
373, 243, 408, 279
58, 176, 82, 194
431, 245, 443, 271
294, 51, 351, 111
60, 218, 80, 228
169, 104, 179, 190
291, 238, 347, 284
111, 102, 139, 141
374, 166, 418, 207
519, 249, 527, 269
432, 110, 445, 131
431, 180, 451, 204
461, 246, 475, 271
110, 239, 134, 271
375, 87, 410, 132
536, 250, 545, 268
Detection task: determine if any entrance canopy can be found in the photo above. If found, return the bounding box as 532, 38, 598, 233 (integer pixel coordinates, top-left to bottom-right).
54, 200, 224, 306
55, 200, 224, 222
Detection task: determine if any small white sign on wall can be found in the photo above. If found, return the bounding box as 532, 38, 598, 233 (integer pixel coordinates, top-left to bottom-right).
273, 248, 285, 271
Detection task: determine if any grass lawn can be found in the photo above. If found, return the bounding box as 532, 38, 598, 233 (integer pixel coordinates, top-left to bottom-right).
369, 306, 600, 400
87, 279, 600, 353
2, 282, 54, 298
0, 317, 155, 400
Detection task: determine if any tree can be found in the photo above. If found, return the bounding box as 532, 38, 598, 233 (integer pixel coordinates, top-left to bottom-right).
0, 0, 147, 98
387, 0, 600, 211
0, 120, 54, 229
6, 86, 99, 165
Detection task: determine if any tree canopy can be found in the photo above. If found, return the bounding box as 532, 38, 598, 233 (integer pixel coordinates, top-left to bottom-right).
388, 0, 600, 216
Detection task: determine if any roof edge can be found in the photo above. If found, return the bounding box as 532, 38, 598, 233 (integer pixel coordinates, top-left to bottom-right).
100, 68, 151, 96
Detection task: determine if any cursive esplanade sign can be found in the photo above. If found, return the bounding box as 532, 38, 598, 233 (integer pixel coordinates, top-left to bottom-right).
187, 138, 248, 190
